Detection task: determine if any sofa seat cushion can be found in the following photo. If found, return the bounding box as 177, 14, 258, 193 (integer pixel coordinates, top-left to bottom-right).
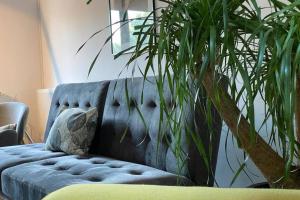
0, 144, 66, 191
0, 144, 65, 170
1, 155, 193, 200
0, 143, 66, 189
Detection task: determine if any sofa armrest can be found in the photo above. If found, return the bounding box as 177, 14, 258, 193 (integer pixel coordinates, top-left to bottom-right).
0, 130, 18, 147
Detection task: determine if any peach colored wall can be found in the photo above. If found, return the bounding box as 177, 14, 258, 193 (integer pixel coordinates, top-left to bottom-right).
0, 0, 43, 142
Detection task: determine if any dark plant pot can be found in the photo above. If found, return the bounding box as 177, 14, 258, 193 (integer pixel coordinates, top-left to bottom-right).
248, 182, 270, 188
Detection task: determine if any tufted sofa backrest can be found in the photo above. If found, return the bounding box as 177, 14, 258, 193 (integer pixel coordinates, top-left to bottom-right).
95, 77, 222, 186
44, 78, 222, 186
44, 81, 110, 142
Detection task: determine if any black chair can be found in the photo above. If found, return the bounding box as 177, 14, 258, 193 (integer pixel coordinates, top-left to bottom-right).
0, 102, 29, 147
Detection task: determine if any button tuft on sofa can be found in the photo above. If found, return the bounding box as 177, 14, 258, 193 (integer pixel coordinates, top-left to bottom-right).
8, 152, 19, 156
20, 155, 30, 158
55, 166, 67, 171
108, 165, 122, 168
130, 99, 137, 108
77, 156, 90, 160
128, 170, 143, 175
91, 160, 106, 165
88, 177, 103, 182
112, 100, 120, 107
71, 171, 83, 176
42, 161, 56, 166
165, 134, 172, 143
147, 101, 157, 108
85, 102, 91, 108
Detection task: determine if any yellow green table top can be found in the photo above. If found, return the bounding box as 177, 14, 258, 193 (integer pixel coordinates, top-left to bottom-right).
44, 184, 300, 200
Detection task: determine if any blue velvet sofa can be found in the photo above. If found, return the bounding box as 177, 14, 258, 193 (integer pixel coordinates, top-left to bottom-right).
0, 77, 222, 200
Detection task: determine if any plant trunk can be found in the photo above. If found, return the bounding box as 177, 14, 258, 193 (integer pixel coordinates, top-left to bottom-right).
295, 75, 300, 147
202, 68, 300, 188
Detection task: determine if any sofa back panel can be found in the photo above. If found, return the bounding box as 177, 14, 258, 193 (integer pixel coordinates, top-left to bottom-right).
43, 81, 110, 143
96, 77, 222, 186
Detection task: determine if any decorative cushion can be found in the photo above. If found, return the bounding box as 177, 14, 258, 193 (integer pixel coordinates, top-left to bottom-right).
0, 124, 16, 132
45, 108, 98, 155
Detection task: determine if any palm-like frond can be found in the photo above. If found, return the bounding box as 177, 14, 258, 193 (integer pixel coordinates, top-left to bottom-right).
82, 0, 300, 188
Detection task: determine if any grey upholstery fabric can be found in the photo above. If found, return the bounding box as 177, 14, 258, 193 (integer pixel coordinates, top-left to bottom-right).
45, 108, 98, 155
0, 102, 29, 145
0, 77, 223, 200
43, 81, 110, 145
95, 77, 222, 185
0, 144, 66, 190
1, 155, 193, 200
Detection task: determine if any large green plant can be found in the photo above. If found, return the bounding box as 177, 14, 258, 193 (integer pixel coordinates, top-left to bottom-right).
82, 0, 300, 188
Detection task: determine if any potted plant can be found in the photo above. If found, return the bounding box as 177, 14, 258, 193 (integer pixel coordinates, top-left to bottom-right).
82, 0, 300, 188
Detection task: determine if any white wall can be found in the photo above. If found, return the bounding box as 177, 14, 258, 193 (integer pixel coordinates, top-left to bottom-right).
40, 0, 147, 88
215, 0, 273, 187
37, 0, 158, 138
0, 0, 43, 141
38, 0, 272, 187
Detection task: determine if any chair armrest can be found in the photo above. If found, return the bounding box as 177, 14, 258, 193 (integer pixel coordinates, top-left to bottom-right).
0, 130, 18, 147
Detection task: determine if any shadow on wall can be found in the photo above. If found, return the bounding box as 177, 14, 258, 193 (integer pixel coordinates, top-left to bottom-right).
39, 8, 62, 86
36, 88, 55, 141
